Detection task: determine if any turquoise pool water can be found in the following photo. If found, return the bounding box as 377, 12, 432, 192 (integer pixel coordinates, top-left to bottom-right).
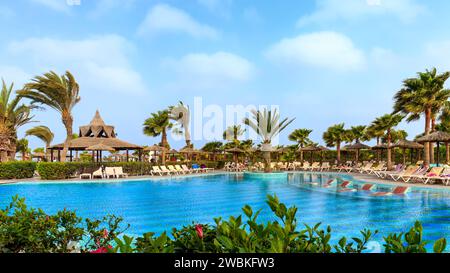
0, 172, 449, 252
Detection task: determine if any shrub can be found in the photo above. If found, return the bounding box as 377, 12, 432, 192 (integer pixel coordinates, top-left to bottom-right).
0, 161, 36, 179
0, 196, 127, 253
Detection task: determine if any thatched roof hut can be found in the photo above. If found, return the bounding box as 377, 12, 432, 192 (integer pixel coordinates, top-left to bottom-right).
86, 143, 115, 151
392, 140, 424, 149
144, 145, 168, 152
343, 142, 371, 150
48, 110, 142, 161
372, 144, 388, 150
416, 131, 450, 143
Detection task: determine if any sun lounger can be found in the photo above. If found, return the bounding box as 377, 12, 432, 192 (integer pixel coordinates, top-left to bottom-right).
175, 164, 188, 174
152, 166, 169, 176
371, 186, 410, 196
161, 165, 177, 175
319, 162, 330, 171
167, 165, 181, 175
183, 164, 199, 173
80, 171, 92, 179
367, 163, 387, 175
355, 163, 373, 173
104, 167, 116, 178
114, 167, 128, 178
401, 167, 442, 183
308, 162, 321, 171
388, 166, 419, 181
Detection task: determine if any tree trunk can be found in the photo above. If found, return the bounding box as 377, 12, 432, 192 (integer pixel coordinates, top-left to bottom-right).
387, 129, 392, 170
446, 143, 450, 164
263, 151, 271, 173
8, 135, 17, 161
300, 143, 304, 164
61, 113, 73, 162
161, 128, 167, 165
0, 130, 10, 162
430, 117, 436, 163
423, 108, 431, 168
336, 142, 341, 164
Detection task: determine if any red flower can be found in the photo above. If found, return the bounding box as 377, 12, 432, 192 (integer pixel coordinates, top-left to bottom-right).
195, 224, 204, 239
90, 245, 112, 254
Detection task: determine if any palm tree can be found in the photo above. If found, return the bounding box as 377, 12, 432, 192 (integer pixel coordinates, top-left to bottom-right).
143, 110, 172, 148
18, 71, 80, 162
348, 125, 368, 143
0, 80, 35, 161
25, 126, 54, 148
288, 128, 312, 163
243, 108, 295, 172
169, 101, 191, 148
383, 129, 408, 144
370, 114, 404, 170
393, 68, 450, 167
16, 138, 29, 161
323, 123, 346, 163
201, 141, 223, 161
223, 125, 245, 141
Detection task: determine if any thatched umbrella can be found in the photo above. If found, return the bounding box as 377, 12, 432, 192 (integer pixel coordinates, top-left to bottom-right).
371, 143, 388, 163
416, 131, 450, 166
86, 143, 115, 162
343, 142, 370, 162
144, 145, 169, 164
392, 140, 424, 165
299, 146, 321, 162
225, 147, 245, 163
179, 147, 201, 161
317, 146, 330, 162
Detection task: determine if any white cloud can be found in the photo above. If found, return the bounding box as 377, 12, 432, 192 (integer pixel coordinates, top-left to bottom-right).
163, 52, 254, 90
7, 35, 147, 95
30, 0, 70, 13
137, 4, 219, 39
266, 31, 366, 72
297, 0, 425, 27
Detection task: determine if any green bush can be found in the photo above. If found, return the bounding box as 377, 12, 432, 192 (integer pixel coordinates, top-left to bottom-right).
0, 196, 127, 253
36, 161, 224, 180
0, 161, 36, 179
0, 194, 446, 253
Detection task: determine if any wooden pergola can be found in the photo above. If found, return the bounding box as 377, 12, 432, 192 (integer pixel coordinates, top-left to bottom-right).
48, 110, 143, 162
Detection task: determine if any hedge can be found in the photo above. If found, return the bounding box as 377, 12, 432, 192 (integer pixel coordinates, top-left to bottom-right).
36, 161, 224, 180
0, 162, 37, 179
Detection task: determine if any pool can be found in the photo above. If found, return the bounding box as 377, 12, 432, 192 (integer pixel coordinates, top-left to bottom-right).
0, 172, 449, 252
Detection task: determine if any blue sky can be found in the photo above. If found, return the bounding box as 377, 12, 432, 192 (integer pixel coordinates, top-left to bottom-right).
1, 0, 450, 150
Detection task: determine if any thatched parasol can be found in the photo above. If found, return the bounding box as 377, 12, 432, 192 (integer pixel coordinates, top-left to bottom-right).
298, 146, 321, 162
343, 142, 370, 162
144, 145, 168, 152
392, 139, 424, 165
416, 131, 450, 166
225, 147, 245, 163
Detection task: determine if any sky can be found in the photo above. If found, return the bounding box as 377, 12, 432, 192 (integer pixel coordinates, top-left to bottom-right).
1, 0, 450, 150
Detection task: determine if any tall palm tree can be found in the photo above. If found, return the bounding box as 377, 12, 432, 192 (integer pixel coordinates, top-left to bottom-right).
370, 114, 404, 170
0, 80, 35, 161
243, 108, 295, 173
25, 126, 54, 148
323, 123, 346, 163
223, 125, 245, 141
18, 71, 80, 162
393, 68, 450, 167
383, 129, 408, 144
169, 101, 191, 148
143, 110, 172, 148
288, 128, 312, 163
